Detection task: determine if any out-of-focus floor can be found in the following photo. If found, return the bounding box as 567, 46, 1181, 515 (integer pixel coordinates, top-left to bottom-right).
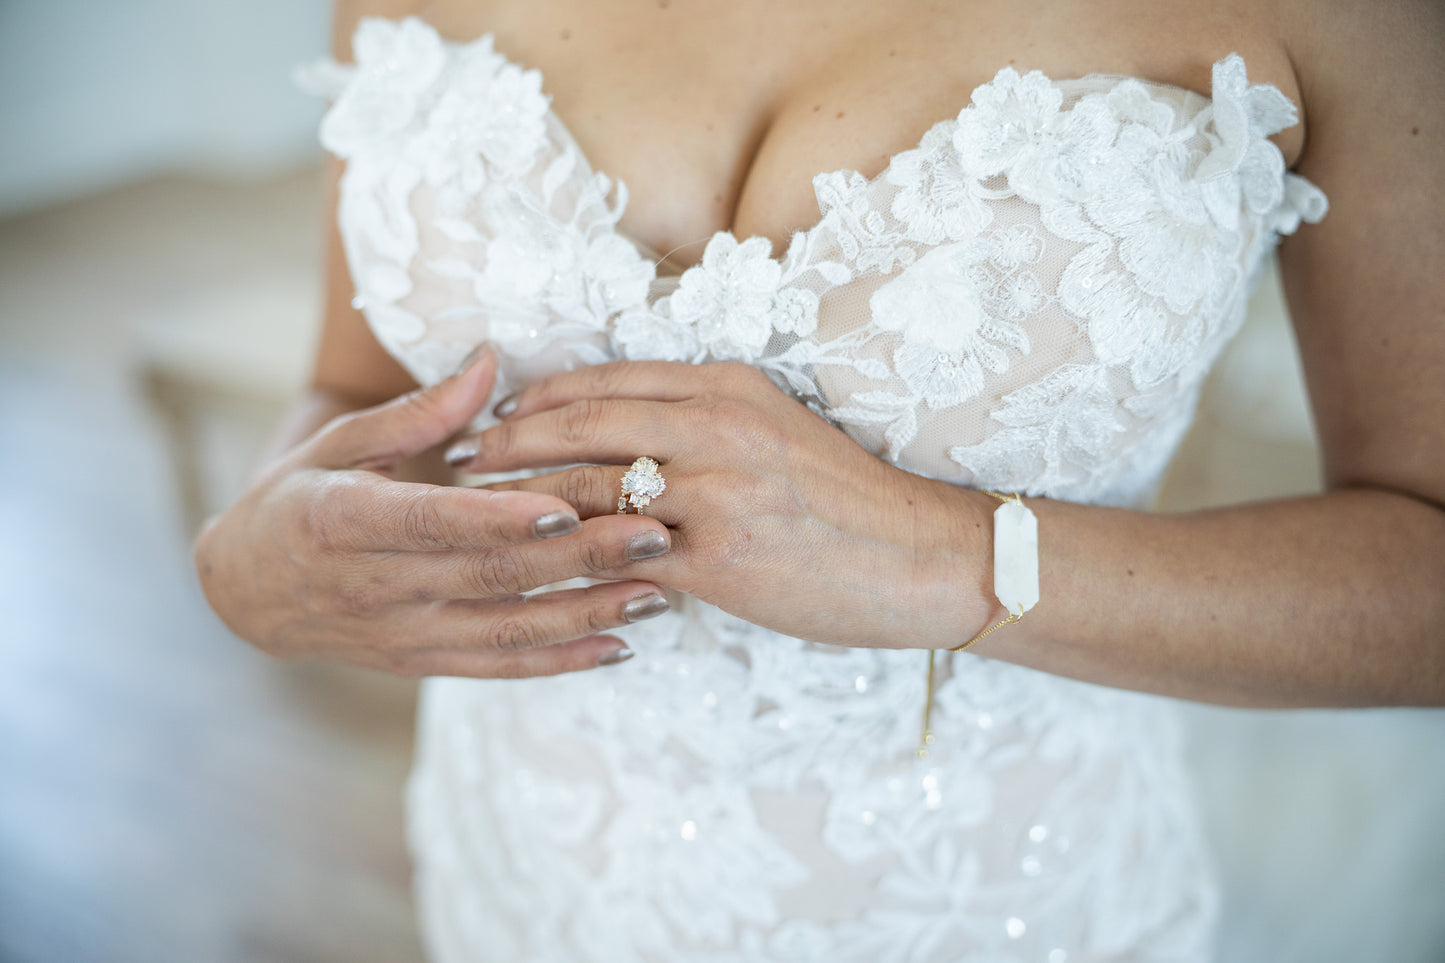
0, 170, 424, 963
1, 168, 1442, 963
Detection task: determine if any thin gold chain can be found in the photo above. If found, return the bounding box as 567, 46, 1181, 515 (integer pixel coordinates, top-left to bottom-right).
918, 490, 1026, 759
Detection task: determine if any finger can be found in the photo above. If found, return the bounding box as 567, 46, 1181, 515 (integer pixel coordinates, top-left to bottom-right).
311, 345, 498, 470
320, 478, 583, 552
493, 360, 706, 420
392, 514, 673, 599
450, 399, 682, 473
488, 464, 655, 521
417, 583, 671, 652
390, 635, 635, 679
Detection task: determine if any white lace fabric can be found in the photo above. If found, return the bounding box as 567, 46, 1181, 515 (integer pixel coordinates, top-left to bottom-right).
304, 17, 1326, 962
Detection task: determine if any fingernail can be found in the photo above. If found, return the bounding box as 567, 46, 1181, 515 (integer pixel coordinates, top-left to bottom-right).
454, 344, 490, 376
622, 593, 669, 623
493, 394, 519, 418
597, 646, 635, 667
533, 511, 581, 539
444, 439, 479, 466
626, 530, 669, 561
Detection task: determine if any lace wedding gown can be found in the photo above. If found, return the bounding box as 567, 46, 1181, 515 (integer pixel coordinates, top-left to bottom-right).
303, 18, 1327, 962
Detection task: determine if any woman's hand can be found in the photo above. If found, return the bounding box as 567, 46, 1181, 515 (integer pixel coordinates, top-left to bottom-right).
193, 350, 675, 678
446, 361, 1003, 650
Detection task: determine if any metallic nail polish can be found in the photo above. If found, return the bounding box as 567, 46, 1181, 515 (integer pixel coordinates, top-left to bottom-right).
453, 343, 490, 376
444, 439, 479, 466
597, 647, 635, 667
625, 531, 669, 561
493, 394, 520, 418
533, 512, 581, 539
622, 593, 670, 623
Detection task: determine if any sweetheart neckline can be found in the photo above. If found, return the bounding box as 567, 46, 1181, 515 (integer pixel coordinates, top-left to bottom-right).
338, 17, 1288, 274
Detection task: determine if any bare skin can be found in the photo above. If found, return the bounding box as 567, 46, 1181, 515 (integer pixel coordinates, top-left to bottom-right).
196, 0, 1445, 702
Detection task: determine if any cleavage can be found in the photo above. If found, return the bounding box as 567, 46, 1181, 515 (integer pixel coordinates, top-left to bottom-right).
416, 0, 1291, 270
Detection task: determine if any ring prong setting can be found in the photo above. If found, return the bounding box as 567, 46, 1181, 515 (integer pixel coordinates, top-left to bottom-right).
618, 457, 666, 515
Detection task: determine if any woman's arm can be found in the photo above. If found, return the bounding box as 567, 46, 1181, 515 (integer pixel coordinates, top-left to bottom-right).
982, 0, 1445, 707
959, 0, 1442, 706
193, 1, 678, 678
270, 0, 431, 456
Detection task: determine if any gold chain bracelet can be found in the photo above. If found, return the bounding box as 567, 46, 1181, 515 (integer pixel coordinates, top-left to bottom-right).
918, 491, 1029, 760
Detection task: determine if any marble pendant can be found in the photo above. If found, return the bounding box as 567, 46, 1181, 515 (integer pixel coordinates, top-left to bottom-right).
994, 498, 1039, 614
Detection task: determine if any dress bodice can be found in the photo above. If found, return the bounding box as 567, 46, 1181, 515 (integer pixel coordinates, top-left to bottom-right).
303, 19, 1329, 961
304, 16, 1325, 507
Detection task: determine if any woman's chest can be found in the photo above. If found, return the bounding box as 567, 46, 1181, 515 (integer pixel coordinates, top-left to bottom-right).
410, 0, 1294, 270
320, 8, 1326, 504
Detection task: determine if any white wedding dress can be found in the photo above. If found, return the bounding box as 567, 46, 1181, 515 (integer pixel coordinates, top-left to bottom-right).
303, 18, 1327, 962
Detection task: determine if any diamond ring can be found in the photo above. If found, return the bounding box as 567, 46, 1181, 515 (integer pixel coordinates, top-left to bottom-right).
618, 457, 666, 515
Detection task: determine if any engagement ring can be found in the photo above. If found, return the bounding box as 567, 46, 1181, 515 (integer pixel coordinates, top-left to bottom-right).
618, 457, 666, 515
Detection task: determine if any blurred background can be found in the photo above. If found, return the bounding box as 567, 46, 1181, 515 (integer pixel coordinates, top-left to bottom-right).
0, 2, 1441, 961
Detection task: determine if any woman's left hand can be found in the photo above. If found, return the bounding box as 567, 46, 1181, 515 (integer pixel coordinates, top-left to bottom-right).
444, 361, 1000, 649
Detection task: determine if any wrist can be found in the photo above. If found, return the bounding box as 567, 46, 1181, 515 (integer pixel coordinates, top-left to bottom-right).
906, 478, 1009, 649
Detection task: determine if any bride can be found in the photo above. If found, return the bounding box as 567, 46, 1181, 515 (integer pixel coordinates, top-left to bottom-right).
196, 0, 1444, 959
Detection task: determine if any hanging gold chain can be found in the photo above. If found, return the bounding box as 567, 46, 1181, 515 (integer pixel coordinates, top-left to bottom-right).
917, 490, 1026, 759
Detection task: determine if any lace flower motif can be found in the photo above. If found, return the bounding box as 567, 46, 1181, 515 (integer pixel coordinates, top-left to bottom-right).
869, 241, 1028, 408
886, 124, 994, 244
612, 304, 701, 362
952, 67, 1131, 210
952, 67, 1064, 176
426, 45, 549, 183
317, 19, 549, 192
1049, 60, 1314, 390
625, 233, 820, 363
673, 234, 779, 359
950, 363, 1125, 498
468, 198, 652, 356
318, 17, 445, 159
813, 171, 917, 274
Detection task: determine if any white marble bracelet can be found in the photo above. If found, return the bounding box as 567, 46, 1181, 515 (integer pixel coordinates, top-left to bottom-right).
990, 493, 1039, 622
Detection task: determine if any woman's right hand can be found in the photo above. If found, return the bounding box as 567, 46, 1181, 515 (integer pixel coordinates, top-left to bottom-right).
193, 348, 673, 678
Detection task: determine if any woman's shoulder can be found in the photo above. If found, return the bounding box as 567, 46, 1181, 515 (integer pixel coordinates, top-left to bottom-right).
330, 0, 503, 57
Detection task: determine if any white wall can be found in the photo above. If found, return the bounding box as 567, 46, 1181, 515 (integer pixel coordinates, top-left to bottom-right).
0, 0, 332, 217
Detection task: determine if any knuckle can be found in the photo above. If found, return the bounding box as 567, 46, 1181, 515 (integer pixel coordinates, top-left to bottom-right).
701, 399, 768, 448
334, 570, 388, 616
463, 550, 532, 596
562, 467, 608, 510
695, 521, 759, 569
486, 419, 517, 459
715, 361, 765, 392
313, 408, 364, 452
579, 601, 617, 637
398, 491, 450, 549
559, 399, 605, 446
575, 535, 615, 575
487, 612, 545, 653
574, 366, 611, 399
717, 470, 770, 514
301, 480, 352, 552
723, 401, 784, 454
397, 386, 453, 439
380, 647, 427, 678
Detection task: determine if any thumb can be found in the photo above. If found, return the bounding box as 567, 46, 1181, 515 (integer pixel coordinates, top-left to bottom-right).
314, 346, 499, 470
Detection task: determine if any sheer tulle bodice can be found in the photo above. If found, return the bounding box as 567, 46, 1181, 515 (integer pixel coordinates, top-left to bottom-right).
304, 18, 1325, 962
